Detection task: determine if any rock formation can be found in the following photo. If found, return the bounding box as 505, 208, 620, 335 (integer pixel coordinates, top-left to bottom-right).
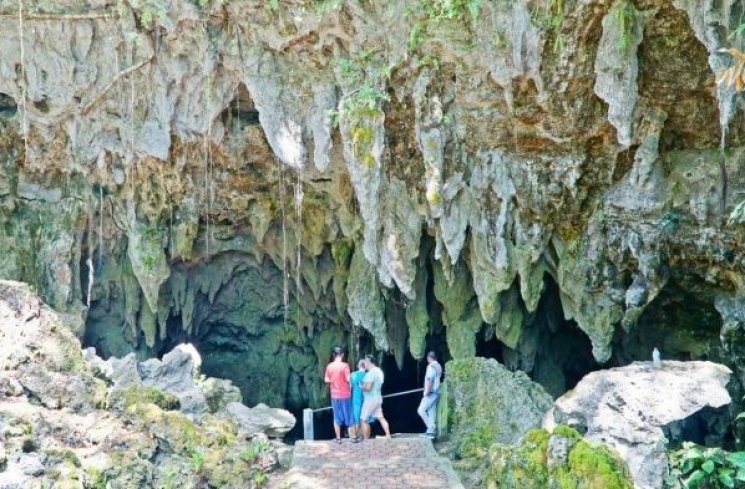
0, 0, 744, 435
544, 360, 733, 489
0, 280, 292, 488
445, 357, 554, 458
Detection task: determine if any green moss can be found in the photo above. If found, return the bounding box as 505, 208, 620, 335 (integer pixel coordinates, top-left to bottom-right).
478, 428, 634, 489
553, 424, 582, 440
487, 429, 549, 489
331, 239, 354, 269
121, 386, 181, 411
555, 439, 634, 489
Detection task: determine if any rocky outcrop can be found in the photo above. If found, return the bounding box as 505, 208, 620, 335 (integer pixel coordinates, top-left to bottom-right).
0, 280, 291, 488
445, 357, 553, 458
481, 426, 634, 489
544, 361, 733, 489
224, 402, 296, 439
0, 0, 745, 412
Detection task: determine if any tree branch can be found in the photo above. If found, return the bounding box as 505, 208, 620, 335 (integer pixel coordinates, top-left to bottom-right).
80, 56, 154, 115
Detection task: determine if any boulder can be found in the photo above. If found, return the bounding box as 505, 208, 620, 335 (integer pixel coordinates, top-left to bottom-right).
446, 357, 553, 457
199, 377, 243, 413
224, 402, 296, 438
544, 361, 733, 489
137, 344, 208, 414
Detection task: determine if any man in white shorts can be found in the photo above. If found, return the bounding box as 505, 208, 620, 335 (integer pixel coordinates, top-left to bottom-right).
360, 354, 392, 440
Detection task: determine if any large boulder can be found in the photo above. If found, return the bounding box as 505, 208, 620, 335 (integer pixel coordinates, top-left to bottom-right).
485, 426, 634, 489
446, 357, 553, 457
0, 281, 106, 412
544, 361, 733, 489
224, 402, 296, 438
138, 344, 208, 414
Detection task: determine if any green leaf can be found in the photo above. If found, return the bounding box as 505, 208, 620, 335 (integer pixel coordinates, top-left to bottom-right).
736, 468, 745, 481
701, 459, 716, 474
719, 472, 735, 488
684, 470, 706, 489
728, 452, 745, 468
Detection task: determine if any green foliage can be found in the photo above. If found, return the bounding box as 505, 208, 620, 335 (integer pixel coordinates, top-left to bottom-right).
335, 50, 392, 122
190, 448, 206, 473
420, 0, 482, 22
121, 386, 181, 411
666, 442, 745, 489
132, 0, 167, 28
331, 239, 354, 268
614, 1, 637, 54
531, 0, 565, 52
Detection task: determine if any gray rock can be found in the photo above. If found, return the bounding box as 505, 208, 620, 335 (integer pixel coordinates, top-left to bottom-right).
446, 357, 553, 453
544, 361, 732, 489
139, 344, 207, 415
224, 402, 296, 438
106, 352, 141, 387
199, 377, 243, 413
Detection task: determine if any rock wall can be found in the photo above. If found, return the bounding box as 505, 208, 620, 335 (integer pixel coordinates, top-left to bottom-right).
1, 0, 745, 407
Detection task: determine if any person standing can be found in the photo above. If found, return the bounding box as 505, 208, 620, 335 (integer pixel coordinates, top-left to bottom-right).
350, 359, 368, 441
360, 354, 392, 440
324, 346, 357, 444
417, 351, 443, 439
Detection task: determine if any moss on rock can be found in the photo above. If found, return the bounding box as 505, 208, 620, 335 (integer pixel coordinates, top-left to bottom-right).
482, 427, 634, 489
446, 357, 553, 458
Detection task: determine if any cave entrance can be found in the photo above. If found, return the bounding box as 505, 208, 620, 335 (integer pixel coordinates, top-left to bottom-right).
0, 93, 17, 119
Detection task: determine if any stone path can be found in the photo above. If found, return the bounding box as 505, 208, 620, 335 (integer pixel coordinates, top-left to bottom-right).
281, 436, 464, 489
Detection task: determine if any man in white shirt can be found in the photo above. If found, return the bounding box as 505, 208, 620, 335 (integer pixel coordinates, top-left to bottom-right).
417, 351, 442, 439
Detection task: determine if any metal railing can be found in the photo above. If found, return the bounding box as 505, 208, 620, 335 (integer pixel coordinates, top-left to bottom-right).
302, 388, 424, 440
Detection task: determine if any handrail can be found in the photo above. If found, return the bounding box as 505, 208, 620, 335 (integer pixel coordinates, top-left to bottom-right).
303, 387, 425, 440
310, 388, 424, 413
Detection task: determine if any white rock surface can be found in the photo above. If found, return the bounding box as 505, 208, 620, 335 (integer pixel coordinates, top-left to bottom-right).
225, 402, 296, 439
544, 361, 732, 489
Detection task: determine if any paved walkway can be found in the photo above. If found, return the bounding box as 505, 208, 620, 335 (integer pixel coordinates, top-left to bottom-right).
281, 436, 464, 489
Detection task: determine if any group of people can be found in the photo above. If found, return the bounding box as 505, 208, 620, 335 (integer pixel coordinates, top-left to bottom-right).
323, 346, 443, 443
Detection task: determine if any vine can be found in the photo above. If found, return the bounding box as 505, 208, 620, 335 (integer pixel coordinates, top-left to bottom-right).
17, 0, 28, 165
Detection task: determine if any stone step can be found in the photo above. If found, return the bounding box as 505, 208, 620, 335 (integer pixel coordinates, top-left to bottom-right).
282, 436, 464, 489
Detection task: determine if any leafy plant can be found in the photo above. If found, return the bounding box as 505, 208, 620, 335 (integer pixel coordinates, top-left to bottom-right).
531, 0, 565, 52
420, 0, 482, 22
132, 0, 167, 28
665, 442, 745, 489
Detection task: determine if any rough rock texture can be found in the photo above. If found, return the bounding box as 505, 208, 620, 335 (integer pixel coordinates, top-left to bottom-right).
1, 0, 745, 408
471, 426, 634, 489
0, 280, 290, 489
224, 402, 296, 439
544, 361, 733, 489
445, 357, 553, 459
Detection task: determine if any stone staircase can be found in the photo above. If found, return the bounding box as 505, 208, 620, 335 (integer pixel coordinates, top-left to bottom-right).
280, 436, 465, 489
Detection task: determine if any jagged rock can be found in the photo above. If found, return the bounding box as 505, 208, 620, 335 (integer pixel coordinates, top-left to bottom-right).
199, 377, 243, 413
138, 344, 207, 415
446, 357, 553, 457
544, 361, 733, 489
0, 280, 288, 489
224, 402, 296, 439
479, 427, 634, 489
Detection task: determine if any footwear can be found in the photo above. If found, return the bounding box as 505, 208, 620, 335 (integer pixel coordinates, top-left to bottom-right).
351, 437, 362, 444
333, 438, 342, 444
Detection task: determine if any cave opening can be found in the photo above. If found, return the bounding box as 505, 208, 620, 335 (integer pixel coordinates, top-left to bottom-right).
0, 92, 17, 119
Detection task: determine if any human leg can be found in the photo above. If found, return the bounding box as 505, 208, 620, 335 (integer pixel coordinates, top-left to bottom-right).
420, 393, 438, 434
